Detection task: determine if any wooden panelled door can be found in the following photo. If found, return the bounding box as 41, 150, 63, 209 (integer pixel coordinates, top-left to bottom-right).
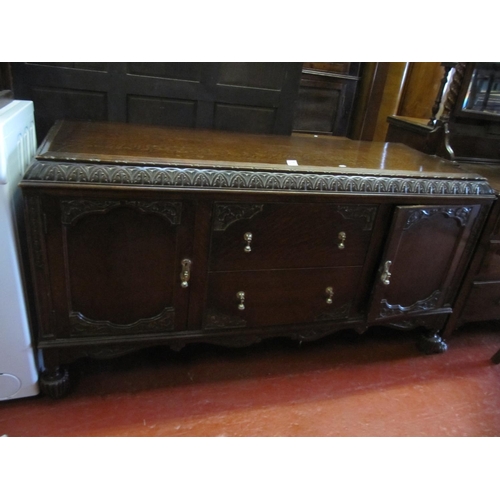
31, 194, 195, 339
368, 204, 482, 322
10, 62, 303, 142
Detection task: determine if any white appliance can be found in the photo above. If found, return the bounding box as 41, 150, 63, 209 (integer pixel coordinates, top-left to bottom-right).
0, 99, 39, 400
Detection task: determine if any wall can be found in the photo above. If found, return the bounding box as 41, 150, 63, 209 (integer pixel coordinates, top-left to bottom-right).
397, 62, 444, 119
350, 62, 446, 142
371, 63, 409, 142
3, 62, 446, 145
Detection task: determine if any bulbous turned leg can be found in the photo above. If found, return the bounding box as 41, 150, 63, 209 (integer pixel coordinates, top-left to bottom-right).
417, 330, 448, 355
39, 366, 71, 399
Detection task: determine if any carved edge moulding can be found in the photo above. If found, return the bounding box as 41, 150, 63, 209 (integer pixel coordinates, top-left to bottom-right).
23, 161, 494, 196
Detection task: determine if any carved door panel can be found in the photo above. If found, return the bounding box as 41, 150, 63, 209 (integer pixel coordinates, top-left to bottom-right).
368, 204, 482, 322
35, 195, 194, 339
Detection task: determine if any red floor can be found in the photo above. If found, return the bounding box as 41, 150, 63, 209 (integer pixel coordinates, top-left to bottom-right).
2, 323, 500, 437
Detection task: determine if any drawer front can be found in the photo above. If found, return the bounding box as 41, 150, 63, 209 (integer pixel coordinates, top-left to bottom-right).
476, 240, 500, 281
204, 267, 363, 329
210, 202, 378, 271
462, 282, 500, 323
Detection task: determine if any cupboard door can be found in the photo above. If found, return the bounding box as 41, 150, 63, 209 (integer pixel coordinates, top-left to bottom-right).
40, 196, 194, 338
368, 204, 482, 322
210, 202, 378, 271
204, 267, 363, 330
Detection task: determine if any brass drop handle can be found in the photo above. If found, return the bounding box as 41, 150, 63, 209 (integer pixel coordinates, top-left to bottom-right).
244, 232, 253, 253
325, 286, 334, 304
380, 260, 392, 286
338, 231, 346, 250
236, 291, 246, 310
180, 258, 192, 288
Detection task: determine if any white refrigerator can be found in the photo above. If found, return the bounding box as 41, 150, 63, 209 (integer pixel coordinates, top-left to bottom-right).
0, 99, 39, 400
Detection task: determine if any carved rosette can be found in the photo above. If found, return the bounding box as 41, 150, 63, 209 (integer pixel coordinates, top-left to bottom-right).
61, 199, 182, 225
69, 307, 175, 336
380, 290, 441, 318
24, 161, 495, 197
212, 203, 264, 231
404, 206, 473, 230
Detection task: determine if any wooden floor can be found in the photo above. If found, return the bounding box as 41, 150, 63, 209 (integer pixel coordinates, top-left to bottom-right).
2, 322, 500, 437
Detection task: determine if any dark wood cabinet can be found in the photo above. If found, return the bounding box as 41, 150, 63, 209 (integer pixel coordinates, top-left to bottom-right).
21, 121, 495, 397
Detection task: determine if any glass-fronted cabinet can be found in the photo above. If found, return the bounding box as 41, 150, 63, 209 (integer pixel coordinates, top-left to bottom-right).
459, 63, 500, 118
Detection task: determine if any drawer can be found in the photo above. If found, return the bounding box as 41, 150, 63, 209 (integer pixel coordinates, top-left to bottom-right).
476, 240, 500, 281
490, 212, 500, 239
210, 202, 378, 271
204, 267, 363, 329
462, 281, 500, 323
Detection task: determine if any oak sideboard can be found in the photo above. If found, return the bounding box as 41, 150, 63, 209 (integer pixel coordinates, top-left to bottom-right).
21, 121, 496, 397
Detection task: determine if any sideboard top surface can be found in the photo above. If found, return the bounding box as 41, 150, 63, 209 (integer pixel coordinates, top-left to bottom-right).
457, 162, 500, 193
36, 120, 485, 180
